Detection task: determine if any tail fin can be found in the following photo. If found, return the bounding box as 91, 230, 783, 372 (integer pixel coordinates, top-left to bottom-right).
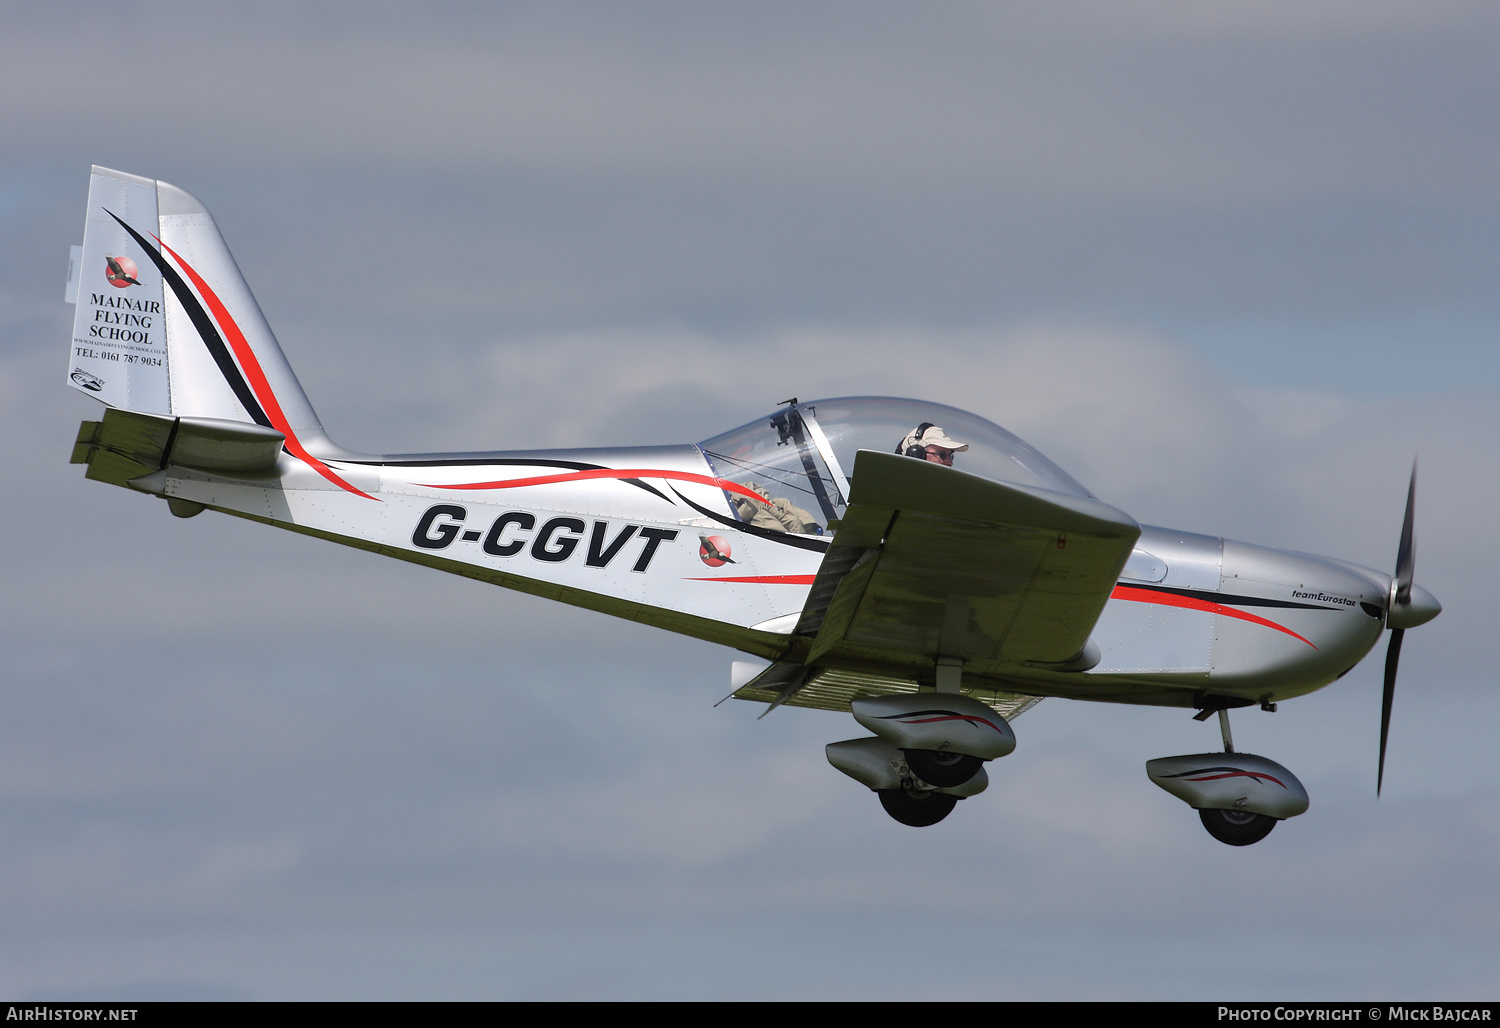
67, 166, 324, 439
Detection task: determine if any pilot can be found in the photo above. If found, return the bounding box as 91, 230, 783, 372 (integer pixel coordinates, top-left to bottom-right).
731, 481, 820, 534
896, 422, 968, 467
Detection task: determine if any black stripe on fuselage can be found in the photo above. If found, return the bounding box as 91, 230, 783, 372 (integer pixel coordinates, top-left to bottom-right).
1122, 582, 1345, 611
105, 210, 272, 429
670, 487, 831, 553
342, 456, 672, 502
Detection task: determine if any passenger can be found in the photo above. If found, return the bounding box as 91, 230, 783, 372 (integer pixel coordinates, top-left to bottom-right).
730, 481, 820, 534
896, 423, 968, 467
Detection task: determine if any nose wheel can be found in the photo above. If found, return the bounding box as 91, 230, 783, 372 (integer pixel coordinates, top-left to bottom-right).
1200, 708, 1277, 845
1161, 707, 1290, 846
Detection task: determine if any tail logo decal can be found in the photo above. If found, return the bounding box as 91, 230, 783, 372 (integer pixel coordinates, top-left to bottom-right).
105, 210, 376, 502
104, 255, 141, 288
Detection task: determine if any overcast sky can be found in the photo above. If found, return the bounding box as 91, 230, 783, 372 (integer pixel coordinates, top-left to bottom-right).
1, 2, 1497, 1000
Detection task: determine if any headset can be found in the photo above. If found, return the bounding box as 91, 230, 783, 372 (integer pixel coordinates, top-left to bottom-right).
899, 422, 935, 459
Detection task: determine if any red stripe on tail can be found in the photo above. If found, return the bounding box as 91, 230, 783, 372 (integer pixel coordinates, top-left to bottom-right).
155, 238, 376, 501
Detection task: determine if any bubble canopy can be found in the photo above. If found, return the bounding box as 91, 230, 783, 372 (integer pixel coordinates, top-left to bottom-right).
697, 397, 1091, 534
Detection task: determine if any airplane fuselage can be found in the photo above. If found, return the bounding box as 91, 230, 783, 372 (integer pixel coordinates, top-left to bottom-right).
132, 438, 1391, 712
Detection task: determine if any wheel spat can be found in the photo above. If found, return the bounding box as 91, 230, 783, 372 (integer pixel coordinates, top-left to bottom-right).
902, 748, 983, 788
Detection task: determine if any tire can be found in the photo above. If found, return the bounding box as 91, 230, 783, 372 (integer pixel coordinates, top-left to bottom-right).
902, 749, 984, 788
1199, 807, 1278, 846
878, 788, 959, 827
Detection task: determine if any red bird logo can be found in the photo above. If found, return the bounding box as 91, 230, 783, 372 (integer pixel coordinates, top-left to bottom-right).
699, 535, 736, 567
105, 254, 141, 288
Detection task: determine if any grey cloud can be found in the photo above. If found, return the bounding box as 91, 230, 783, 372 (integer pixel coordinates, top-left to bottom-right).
4, 4, 1497, 205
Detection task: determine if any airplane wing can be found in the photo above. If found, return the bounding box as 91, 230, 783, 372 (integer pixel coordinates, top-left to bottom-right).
734, 449, 1140, 713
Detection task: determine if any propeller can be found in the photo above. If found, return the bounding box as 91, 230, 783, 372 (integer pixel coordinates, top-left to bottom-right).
1378, 462, 1442, 796
1378, 616, 1403, 797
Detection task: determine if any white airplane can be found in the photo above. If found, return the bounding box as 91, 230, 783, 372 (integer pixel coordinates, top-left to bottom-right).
63, 167, 1441, 845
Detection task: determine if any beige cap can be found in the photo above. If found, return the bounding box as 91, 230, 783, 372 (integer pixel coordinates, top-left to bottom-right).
900, 424, 969, 454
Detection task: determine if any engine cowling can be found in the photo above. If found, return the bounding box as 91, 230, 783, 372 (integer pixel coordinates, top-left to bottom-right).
1146, 753, 1310, 820
850, 693, 1016, 760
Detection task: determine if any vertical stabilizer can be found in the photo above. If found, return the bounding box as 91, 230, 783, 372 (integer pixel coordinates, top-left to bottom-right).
67, 166, 325, 439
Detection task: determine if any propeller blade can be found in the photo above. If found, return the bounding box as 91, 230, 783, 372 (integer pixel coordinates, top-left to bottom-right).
1378, 627, 1404, 797
1393, 463, 1416, 606
1378, 462, 1439, 794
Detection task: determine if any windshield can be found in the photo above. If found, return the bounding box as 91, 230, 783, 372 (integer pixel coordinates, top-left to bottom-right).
697, 397, 1090, 534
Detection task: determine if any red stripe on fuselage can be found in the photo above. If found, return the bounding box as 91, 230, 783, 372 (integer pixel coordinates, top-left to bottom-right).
155, 238, 376, 501
1110, 585, 1317, 649
683, 575, 818, 585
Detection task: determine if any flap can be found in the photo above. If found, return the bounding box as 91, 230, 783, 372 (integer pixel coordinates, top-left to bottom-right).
732, 662, 1045, 720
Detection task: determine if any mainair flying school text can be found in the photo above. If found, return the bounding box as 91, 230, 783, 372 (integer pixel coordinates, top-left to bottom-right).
83, 292, 161, 345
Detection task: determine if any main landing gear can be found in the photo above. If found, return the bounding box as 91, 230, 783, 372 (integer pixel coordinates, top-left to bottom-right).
823, 667, 1310, 842
901, 749, 985, 789
826, 671, 1016, 828
827, 735, 990, 827
1146, 707, 1309, 847
878, 786, 960, 828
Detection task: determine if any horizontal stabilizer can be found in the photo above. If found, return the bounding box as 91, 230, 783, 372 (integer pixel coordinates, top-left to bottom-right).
164, 417, 286, 473
71, 408, 285, 487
